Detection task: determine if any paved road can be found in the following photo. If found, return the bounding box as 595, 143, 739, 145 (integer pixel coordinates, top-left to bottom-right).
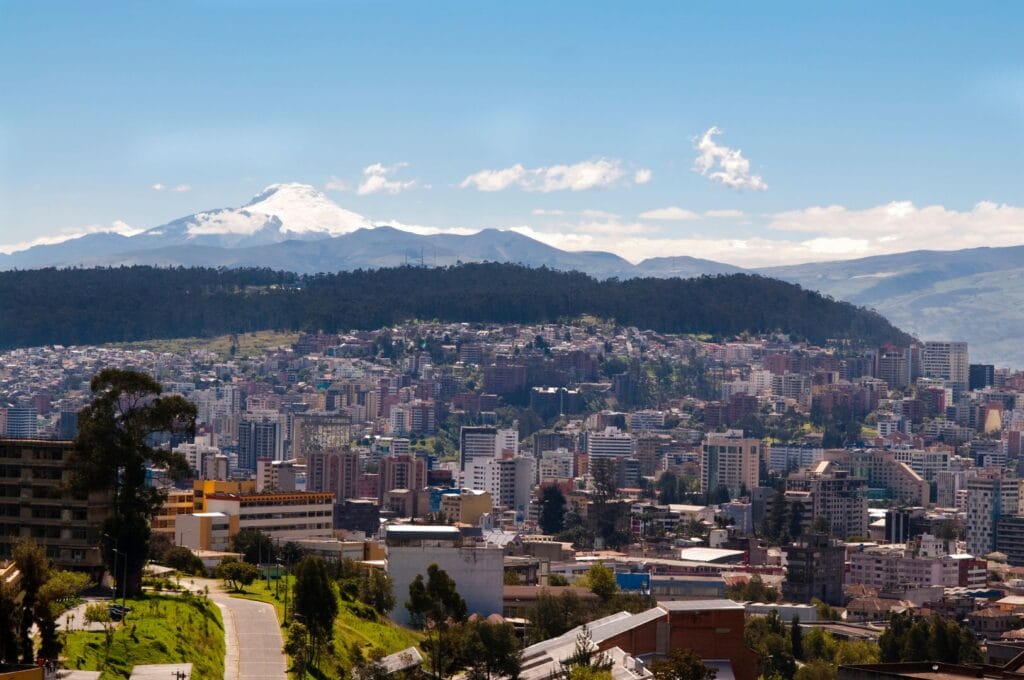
189, 578, 287, 680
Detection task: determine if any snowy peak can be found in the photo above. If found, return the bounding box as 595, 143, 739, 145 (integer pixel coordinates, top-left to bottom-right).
240, 183, 371, 235
138, 183, 373, 247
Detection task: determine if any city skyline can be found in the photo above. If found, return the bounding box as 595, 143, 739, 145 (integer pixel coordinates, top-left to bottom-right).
2, 2, 1023, 266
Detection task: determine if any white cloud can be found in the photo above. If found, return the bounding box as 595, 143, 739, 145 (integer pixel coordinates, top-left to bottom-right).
0, 220, 143, 255
531, 208, 567, 216
639, 206, 700, 221
324, 175, 350, 192
151, 183, 165, 191
705, 209, 745, 219
634, 168, 653, 185
357, 162, 419, 195
376, 220, 480, 237
693, 127, 767, 191
460, 158, 632, 192
172, 183, 191, 193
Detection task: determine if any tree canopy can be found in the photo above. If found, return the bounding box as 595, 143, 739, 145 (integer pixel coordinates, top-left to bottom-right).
70, 369, 196, 595
0, 263, 911, 350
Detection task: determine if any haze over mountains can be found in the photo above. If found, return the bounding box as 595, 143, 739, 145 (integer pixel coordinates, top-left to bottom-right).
3, 183, 1021, 365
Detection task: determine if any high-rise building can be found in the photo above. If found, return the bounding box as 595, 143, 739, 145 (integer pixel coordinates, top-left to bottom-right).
922, 341, 969, 395
586, 427, 634, 460
969, 364, 995, 391
379, 454, 427, 501
307, 449, 360, 501
466, 455, 533, 515
4, 405, 37, 439
876, 346, 911, 389
782, 533, 845, 606
966, 472, 1019, 558
458, 426, 516, 470
237, 415, 281, 471
700, 430, 762, 496
784, 461, 868, 539
292, 412, 352, 461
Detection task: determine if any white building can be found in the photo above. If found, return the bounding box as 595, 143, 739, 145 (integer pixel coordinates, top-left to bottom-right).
586, 427, 634, 460
966, 473, 1019, 558
465, 456, 533, 516
385, 525, 503, 626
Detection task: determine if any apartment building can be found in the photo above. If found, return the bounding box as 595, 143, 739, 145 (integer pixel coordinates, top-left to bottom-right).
0, 438, 110, 571
700, 430, 762, 496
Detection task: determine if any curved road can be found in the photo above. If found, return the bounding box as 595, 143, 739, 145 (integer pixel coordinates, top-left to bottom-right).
189, 578, 287, 680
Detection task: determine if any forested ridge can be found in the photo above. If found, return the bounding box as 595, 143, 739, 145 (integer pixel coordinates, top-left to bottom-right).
0, 263, 911, 349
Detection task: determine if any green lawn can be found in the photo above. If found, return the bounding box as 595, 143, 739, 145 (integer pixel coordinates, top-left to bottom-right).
231, 576, 423, 676
63, 593, 225, 679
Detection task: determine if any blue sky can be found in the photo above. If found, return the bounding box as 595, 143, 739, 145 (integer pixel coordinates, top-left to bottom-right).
1, 1, 1022, 266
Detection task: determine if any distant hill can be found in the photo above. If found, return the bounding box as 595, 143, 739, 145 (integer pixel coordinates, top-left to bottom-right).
5, 183, 1021, 364
0, 263, 910, 350
758, 246, 1024, 365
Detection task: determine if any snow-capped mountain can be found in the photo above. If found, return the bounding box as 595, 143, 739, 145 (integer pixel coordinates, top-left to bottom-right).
136, 183, 373, 248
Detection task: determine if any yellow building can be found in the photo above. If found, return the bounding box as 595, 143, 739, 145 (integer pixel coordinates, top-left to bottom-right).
192, 479, 256, 512
152, 488, 196, 535
440, 489, 492, 525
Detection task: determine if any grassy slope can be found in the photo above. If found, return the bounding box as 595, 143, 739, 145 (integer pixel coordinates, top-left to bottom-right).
107, 330, 299, 360
63, 593, 225, 679
231, 577, 423, 674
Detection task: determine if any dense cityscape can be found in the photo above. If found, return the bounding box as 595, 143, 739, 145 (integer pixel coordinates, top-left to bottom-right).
4, 2, 1022, 679
2, 321, 1023, 678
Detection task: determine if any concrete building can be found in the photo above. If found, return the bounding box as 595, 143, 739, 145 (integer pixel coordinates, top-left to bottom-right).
3, 406, 36, 439
175, 512, 238, 552
291, 412, 353, 462
385, 525, 504, 626
782, 533, 845, 606
830, 449, 929, 507
307, 449, 359, 500
256, 458, 303, 492
378, 454, 427, 502
768, 444, 824, 475
0, 438, 110, 571
785, 460, 868, 539
700, 430, 762, 496
848, 544, 985, 592
440, 489, 493, 525
967, 472, 1019, 558
186, 491, 336, 545
922, 341, 969, 395
192, 479, 256, 512
586, 427, 634, 461
237, 414, 283, 470
465, 455, 533, 516
151, 488, 196, 537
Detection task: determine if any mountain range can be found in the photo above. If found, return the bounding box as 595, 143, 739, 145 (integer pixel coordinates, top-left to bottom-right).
2, 183, 1020, 365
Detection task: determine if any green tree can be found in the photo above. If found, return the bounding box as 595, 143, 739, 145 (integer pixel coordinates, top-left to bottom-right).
464, 619, 522, 680
649, 648, 716, 680
292, 555, 339, 668
230, 528, 278, 565
791, 615, 804, 660
744, 611, 795, 679
794, 660, 837, 680
214, 558, 259, 592
406, 564, 469, 679
283, 621, 311, 677
84, 602, 116, 650
0, 580, 21, 663
525, 591, 592, 644
581, 564, 618, 604
539, 485, 567, 535
164, 545, 205, 575
559, 626, 612, 678
70, 369, 196, 596
357, 568, 396, 615
13, 538, 51, 663
405, 563, 468, 628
